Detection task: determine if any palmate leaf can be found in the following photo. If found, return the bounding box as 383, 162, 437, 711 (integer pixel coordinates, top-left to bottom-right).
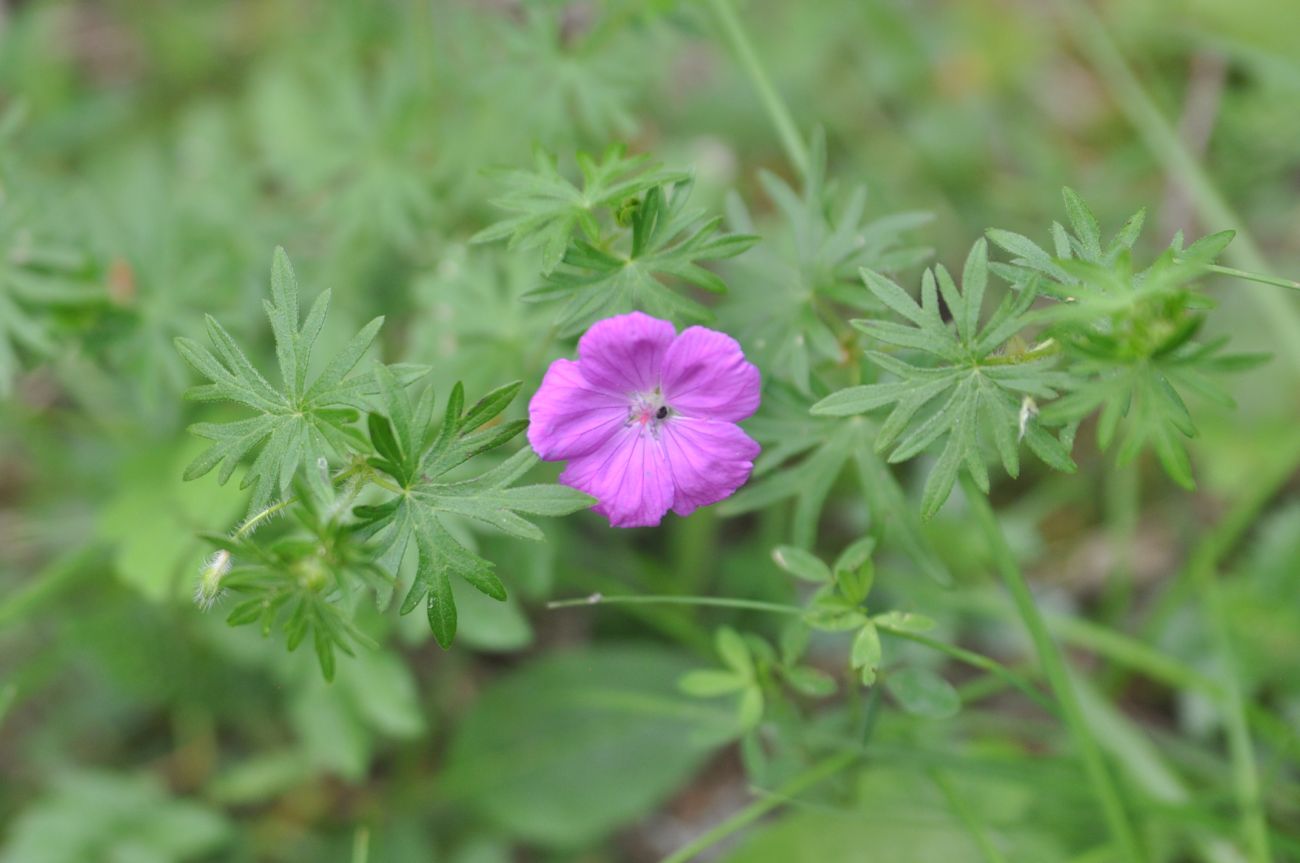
469, 4, 651, 147
471, 145, 687, 275
354, 372, 593, 648
720, 130, 932, 393
1038, 314, 1267, 491
176, 248, 416, 512
986, 187, 1150, 298
527, 178, 758, 335
986, 186, 1234, 310
988, 188, 1262, 490
813, 240, 1076, 518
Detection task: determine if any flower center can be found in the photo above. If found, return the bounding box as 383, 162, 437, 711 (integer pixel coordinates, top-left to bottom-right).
629, 388, 671, 433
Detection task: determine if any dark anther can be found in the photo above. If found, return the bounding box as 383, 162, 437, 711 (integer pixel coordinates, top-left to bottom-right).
656, 405, 669, 420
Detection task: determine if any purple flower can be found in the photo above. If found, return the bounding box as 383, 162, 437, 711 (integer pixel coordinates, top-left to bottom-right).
528, 312, 762, 528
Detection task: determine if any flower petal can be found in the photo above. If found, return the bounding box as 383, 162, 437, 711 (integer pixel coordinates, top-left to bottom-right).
559, 427, 674, 528
577, 311, 676, 394
528, 358, 629, 461
660, 417, 760, 517
660, 326, 761, 422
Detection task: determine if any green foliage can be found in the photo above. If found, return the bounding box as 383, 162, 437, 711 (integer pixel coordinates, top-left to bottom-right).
816, 190, 1262, 516
0, 771, 229, 863
721, 130, 932, 393
177, 249, 592, 674
355, 376, 593, 648
989, 190, 1266, 490
684, 538, 944, 723
288, 649, 426, 780
785, 538, 894, 688
252, 55, 438, 253
722, 767, 1067, 862
0, 182, 99, 396
470, 4, 665, 146
679, 627, 766, 731
473, 147, 756, 334
208, 472, 387, 682
441, 647, 731, 848
472, 146, 684, 275
176, 249, 399, 513
532, 178, 757, 332
96, 443, 246, 603
4, 2, 1299, 861
721, 384, 946, 584
884, 667, 961, 719
814, 240, 1077, 517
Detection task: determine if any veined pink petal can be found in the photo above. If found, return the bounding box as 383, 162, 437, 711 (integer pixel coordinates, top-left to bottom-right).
577, 311, 676, 393
660, 417, 760, 517
660, 326, 761, 422
527, 358, 629, 461
559, 427, 674, 528
529, 311, 762, 529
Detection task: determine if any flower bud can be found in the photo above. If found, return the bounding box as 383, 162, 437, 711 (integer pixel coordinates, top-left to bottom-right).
195, 550, 231, 609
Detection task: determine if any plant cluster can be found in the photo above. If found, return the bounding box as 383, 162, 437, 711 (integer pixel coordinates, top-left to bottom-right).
2, 2, 1298, 863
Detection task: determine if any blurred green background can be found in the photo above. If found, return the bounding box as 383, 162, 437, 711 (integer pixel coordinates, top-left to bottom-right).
2, 1, 1299, 861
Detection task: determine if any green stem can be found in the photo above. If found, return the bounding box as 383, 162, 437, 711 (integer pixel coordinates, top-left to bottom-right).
660, 750, 858, 863
234, 497, 297, 540
548, 593, 800, 615
1202, 263, 1300, 293
706, 0, 810, 179
942, 589, 1298, 760
232, 462, 395, 541
1052, 0, 1300, 375
1050, 613, 1219, 698
369, 474, 406, 496
547, 593, 1052, 711
963, 477, 1146, 863
883, 626, 1056, 715
351, 826, 370, 863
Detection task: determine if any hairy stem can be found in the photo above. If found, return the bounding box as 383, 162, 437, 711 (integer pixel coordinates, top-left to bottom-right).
232, 462, 393, 541
706, 0, 810, 179
962, 476, 1146, 863
233, 497, 297, 540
